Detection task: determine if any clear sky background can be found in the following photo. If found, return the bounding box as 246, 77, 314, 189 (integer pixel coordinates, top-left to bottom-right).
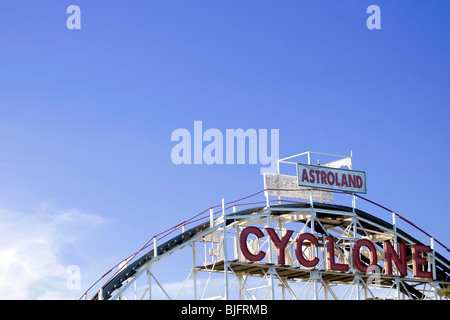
0, 0, 449, 299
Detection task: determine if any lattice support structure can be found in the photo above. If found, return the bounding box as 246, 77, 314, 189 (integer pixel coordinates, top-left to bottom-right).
87, 202, 450, 301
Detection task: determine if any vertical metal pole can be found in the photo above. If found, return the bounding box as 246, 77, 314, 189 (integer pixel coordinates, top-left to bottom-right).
147, 268, 152, 300
434, 282, 439, 300
153, 237, 158, 258
233, 205, 240, 261
271, 272, 275, 300
210, 208, 214, 228
430, 237, 436, 280
352, 193, 356, 213
392, 212, 399, 261
277, 160, 281, 204
308, 152, 314, 208
222, 198, 229, 300
356, 276, 361, 300
350, 150, 353, 169
266, 213, 272, 263
263, 172, 269, 207
392, 212, 397, 237
323, 235, 328, 270
310, 211, 316, 237
269, 267, 275, 300
396, 278, 400, 300
313, 279, 318, 300
238, 274, 243, 300
232, 205, 238, 261
192, 242, 197, 300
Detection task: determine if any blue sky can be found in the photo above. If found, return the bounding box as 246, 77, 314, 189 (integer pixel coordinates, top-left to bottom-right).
0, 0, 449, 299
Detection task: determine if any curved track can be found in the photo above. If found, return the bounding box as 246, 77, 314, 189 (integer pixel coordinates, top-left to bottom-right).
88, 201, 450, 300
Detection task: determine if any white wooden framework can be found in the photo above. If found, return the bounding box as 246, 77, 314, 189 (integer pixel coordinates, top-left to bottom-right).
82, 152, 450, 300
83, 201, 450, 300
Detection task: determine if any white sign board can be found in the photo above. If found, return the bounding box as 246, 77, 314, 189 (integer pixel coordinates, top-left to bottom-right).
297, 163, 367, 194
264, 173, 333, 202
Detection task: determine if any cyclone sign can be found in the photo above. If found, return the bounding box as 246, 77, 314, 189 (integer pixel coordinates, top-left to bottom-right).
297, 163, 367, 194
239, 226, 434, 279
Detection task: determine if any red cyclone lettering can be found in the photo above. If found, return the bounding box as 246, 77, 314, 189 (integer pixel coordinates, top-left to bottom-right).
384, 241, 407, 276
266, 228, 293, 265
326, 236, 349, 272
295, 233, 319, 268
239, 226, 266, 262
412, 245, 432, 279
352, 239, 378, 273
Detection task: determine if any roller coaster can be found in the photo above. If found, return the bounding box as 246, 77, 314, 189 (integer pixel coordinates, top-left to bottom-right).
81, 152, 450, 300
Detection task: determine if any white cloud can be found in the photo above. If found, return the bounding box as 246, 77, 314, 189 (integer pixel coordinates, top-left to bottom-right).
0, 205, 108, 299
